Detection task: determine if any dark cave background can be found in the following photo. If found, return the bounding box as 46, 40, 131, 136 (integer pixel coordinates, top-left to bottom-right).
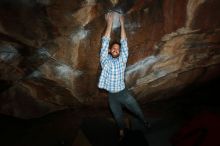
0, 0, 220, 146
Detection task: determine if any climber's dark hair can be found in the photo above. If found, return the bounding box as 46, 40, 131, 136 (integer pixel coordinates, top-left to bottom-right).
110, 41, 121, 49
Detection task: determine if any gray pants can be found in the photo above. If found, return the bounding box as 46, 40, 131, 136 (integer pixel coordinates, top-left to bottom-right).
108, 88, 146, 129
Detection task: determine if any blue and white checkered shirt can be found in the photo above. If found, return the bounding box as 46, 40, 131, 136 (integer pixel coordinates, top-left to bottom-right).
98, 36, 128, 93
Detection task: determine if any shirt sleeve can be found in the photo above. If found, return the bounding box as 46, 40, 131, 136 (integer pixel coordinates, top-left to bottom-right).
100, 36, 110, 67
119, 38, 128, 63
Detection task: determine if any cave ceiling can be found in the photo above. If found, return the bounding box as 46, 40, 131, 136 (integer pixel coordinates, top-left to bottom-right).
0, 0, 220, 118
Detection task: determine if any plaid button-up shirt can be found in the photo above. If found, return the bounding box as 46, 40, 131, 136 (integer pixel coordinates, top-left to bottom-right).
98, 36, 128, 93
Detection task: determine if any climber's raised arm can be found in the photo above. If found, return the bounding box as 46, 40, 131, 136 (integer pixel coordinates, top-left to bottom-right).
100, 13, 113, 67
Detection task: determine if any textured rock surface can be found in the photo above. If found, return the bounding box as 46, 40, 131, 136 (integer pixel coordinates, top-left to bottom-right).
0, 0, 220, 118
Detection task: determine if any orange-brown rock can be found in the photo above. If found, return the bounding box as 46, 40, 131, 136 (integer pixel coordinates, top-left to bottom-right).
0, 0, 220, 118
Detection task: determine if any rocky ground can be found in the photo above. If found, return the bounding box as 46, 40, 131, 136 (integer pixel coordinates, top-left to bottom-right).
0, 78, 219, 146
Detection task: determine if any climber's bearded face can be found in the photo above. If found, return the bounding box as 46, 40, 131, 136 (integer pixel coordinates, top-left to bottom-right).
110, 43, 120, 58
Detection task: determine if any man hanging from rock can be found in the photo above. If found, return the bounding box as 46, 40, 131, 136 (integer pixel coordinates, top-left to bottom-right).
98, 12, 150, 139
